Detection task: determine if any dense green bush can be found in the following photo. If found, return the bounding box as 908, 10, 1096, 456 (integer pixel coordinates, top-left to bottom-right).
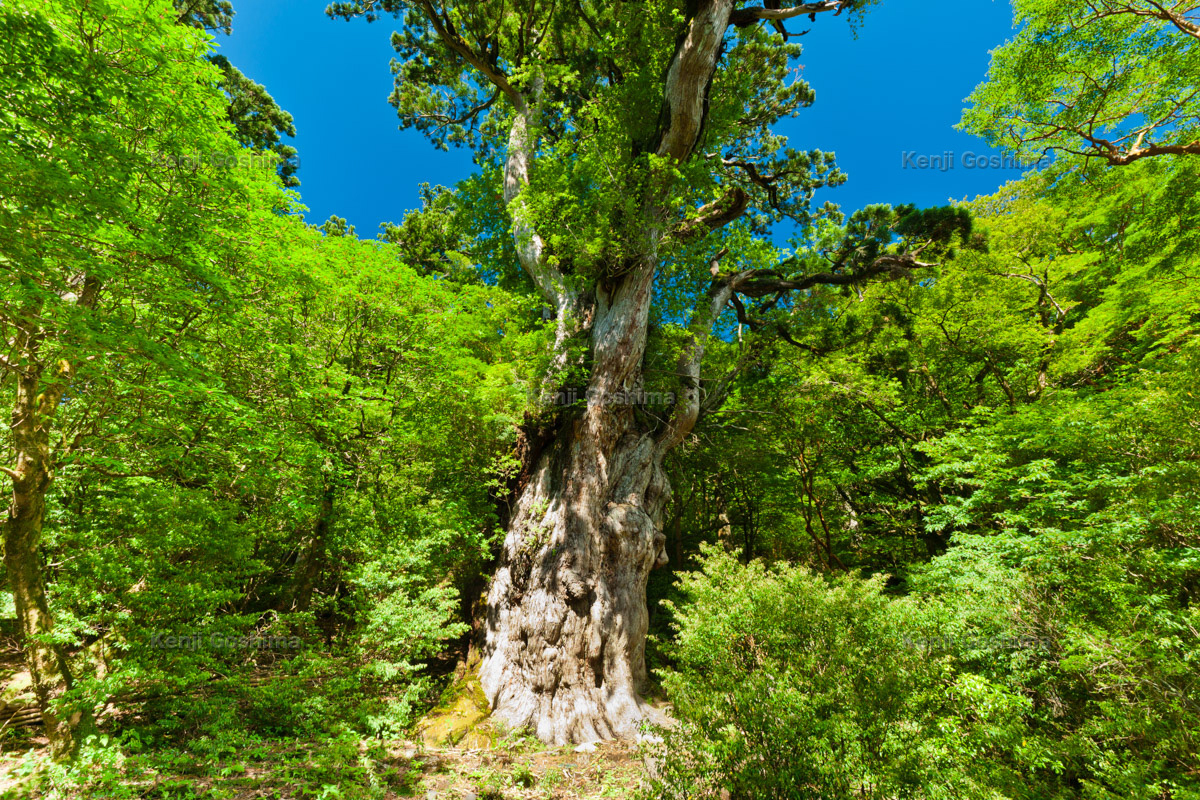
651, 547, 1019, 799
654, 393, 1200, 800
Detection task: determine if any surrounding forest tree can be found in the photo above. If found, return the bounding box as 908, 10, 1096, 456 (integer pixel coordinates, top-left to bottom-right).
962, 0, 1200, 165
174, 0, 302, 186
0, 0, 281, 755
644, 150, 1200, 800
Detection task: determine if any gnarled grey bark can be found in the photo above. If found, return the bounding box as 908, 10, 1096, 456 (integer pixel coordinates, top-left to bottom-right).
480, 251, 682, 741
479, 365, 673, 742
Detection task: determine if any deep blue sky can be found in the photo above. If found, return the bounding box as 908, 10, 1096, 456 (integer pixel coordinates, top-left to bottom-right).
216, 1, 1022, 239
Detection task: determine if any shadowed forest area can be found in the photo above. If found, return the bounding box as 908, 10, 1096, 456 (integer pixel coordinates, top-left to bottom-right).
0, 0, 1198, 798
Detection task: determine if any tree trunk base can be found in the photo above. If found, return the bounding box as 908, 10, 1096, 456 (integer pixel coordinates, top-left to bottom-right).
480, 415, 672, 745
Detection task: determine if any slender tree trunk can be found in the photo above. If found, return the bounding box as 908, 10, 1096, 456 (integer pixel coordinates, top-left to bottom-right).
283, 482, 334, 612
3, 325, 86, 758
671, 499, 684, 567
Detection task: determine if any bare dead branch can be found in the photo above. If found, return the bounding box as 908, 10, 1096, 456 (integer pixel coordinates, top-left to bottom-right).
729, 1, 843, 27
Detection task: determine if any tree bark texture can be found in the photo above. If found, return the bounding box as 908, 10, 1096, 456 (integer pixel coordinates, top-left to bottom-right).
479, 268, 676, 743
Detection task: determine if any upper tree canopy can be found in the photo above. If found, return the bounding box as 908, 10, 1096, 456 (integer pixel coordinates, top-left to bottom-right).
962, 0, 1200, 167
325, 1, 890, 295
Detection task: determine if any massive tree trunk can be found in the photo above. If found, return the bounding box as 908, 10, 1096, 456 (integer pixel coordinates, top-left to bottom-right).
480, 267, 675, 743
479, 257, 743, 742
478, 0, 738, 744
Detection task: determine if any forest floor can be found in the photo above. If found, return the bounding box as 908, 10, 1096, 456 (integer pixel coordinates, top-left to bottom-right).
0, 731, 651, 799
384, 735, 650, 799
0, 670, 653, 797
0, 647, 656, 798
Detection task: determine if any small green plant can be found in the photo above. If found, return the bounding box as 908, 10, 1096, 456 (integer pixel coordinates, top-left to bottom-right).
509, 761, 536, 788
539, 766, 563, 793
651, 546, 966, 799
